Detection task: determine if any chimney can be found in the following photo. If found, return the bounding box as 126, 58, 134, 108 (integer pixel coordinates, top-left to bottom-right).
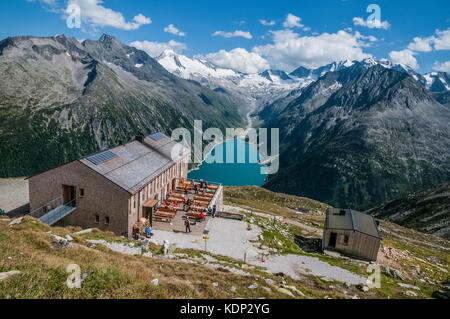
135, 132, 145, 143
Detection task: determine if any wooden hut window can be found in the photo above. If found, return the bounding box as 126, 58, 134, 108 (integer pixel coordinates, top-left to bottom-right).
105, 216, 110, 225
343, 235, 349, 245
95, 215, 100, 224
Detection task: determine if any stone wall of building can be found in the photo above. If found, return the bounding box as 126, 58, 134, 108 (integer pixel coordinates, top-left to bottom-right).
29, 161, 131, 236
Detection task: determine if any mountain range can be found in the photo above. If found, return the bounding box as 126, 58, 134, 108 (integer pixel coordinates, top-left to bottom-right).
0, 34, 245, 177
262, 62, 450, 208
1, 34, 449, 212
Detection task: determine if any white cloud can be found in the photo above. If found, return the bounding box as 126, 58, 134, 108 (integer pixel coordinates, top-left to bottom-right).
282, 13, 310, 31
130, 40, 187, 57
283, 13, 302, 28
407, 36, 434, 52
434, 29, 450, 50
212, 30, 253, 39
405, 29, 450, 52
434, 61, 450, 73
164, 24, 186, 37
67, 0, 151, 31
202, 48, 269, 74
259, 19, 275, 26
353, 16, 391, 30
388, 49, 419, 69
253, 29, 373, 71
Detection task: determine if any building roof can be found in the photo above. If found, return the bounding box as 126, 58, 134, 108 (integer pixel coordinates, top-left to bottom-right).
79, 133, 190, 194
325, 208, 381, 239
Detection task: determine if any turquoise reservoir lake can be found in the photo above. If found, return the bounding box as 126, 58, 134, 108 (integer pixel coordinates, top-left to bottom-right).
188, 138, 268, 186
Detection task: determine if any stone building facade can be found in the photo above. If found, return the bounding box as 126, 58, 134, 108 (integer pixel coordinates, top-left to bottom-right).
29, 133, 190, 237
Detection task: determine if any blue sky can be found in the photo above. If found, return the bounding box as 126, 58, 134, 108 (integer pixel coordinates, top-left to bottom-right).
0, 0, 449, 73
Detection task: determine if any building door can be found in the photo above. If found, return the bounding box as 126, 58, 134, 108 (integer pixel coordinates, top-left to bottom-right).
172, 178, 177, 191
62, 185, 76, 206
329, 232, 337, 249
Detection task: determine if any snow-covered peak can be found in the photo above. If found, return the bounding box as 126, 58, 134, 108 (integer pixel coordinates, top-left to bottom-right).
259, 69, 293, 84
156, 50, 239, 80
423, 71, 450, 92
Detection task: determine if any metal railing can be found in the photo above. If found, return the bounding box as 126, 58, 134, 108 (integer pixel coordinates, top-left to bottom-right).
186, 178, 223, 186
39, 199, 77, 226
28, 197, 63, 219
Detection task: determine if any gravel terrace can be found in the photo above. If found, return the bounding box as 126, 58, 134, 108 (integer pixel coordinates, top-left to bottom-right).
151, 216, 367, 285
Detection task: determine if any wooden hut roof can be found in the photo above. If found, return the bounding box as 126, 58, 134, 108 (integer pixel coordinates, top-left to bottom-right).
325, 208, 381, 239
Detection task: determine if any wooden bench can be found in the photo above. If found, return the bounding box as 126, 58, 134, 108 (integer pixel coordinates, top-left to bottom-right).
153, 215, 172, 223
157, 207, 177, 214
194, 195, 212, 202
186, 212, 205, 221
155, 211, 176, 218
194, 200, 209, 206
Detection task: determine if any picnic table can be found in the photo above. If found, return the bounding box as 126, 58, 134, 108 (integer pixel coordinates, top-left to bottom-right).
155, 210, 176, 218
158, 206, 177, 214
194, 195, 212, 202
186, 211, 205, 221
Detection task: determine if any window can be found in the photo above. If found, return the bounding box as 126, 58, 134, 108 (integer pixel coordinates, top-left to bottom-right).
95, 215, 100, 224
105, 216, 110, 225
343, 235, 349, 245
133, 196, 136, 209
80, 188, 85, 197
141, 191, 145, 202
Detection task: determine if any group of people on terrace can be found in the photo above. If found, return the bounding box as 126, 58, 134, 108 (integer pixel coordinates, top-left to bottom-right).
152, 178, 219, 233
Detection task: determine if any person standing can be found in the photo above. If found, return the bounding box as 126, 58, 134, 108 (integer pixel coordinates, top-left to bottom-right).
212, 205, 217, 218
185, 218, 191, 233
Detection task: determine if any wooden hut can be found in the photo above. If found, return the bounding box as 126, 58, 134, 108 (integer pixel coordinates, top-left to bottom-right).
322, 208, 381, 261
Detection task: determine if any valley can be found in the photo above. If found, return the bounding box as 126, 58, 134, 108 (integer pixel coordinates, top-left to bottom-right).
1, 33, 449, 242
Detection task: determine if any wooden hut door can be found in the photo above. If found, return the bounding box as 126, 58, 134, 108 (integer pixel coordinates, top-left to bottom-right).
329, 233, 337, 248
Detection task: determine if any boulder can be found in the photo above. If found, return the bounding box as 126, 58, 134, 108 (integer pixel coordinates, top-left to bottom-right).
277, 287, 294, 297
398, 283, 420, 291
162, 240, 170, 255
73, 229, 93, 235
52, 235, 69, 248
357, 284, 369, 292
151, 279, 159, 286
0, 271, 21, 281
8, 217, 23, 226
281, 284, 304, 296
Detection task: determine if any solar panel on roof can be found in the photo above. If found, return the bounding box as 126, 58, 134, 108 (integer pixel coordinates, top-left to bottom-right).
149, 132, 166, 141
87, 150, 117, 165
